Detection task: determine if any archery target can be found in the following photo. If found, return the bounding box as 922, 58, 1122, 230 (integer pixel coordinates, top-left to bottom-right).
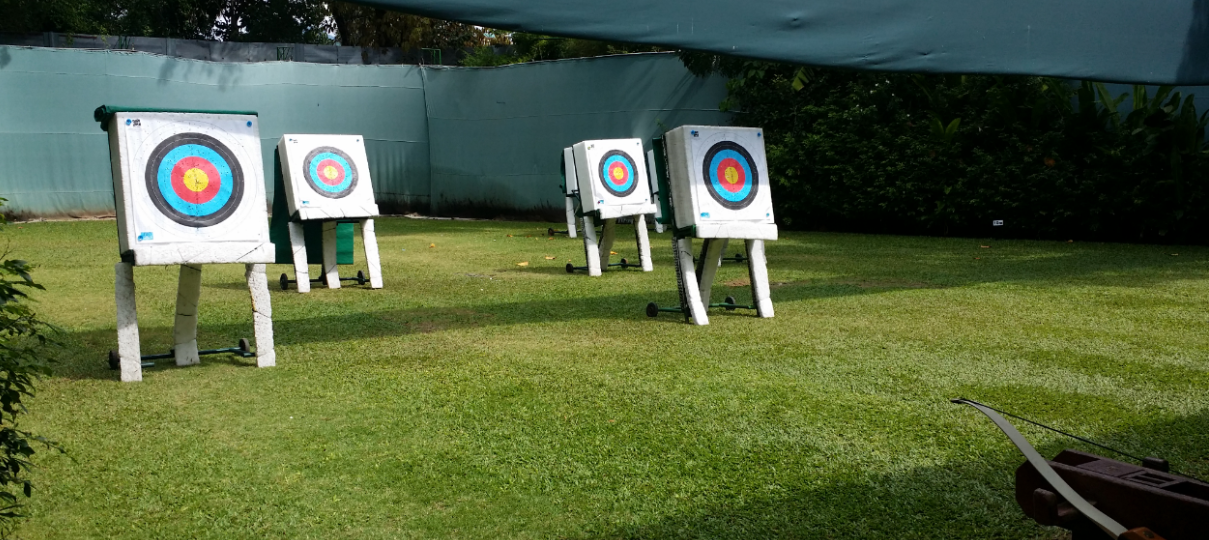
572, 138, 656, 219
107, 112, 274, 265
703, 141, 758, 210
664, 125, 776, 239
145, 132, 244, 227
278, 134, 378, 220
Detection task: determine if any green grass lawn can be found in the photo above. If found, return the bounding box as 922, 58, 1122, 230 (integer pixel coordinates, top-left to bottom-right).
6, 217, 1209, 539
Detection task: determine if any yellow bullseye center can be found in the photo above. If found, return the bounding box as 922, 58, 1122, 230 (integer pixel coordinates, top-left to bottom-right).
612, 167, 626, 180
323, 165, 339, 180
183, 168, 210, 192
724, 166, 739, 185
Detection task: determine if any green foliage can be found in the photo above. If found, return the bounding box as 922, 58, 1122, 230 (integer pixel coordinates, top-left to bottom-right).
0, 0, 334, 43
0, 199, 59, 534
682, 54, 1209, 242
461, 33, 664, 66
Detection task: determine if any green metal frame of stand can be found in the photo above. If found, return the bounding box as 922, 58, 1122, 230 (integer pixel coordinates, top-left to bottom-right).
108, 339, 254, 370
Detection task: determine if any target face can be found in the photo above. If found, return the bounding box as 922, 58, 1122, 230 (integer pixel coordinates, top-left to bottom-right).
304, 146, 358, 199
144, 133, 244, 228
598, 150, 639, 197
702, 141, 758, 210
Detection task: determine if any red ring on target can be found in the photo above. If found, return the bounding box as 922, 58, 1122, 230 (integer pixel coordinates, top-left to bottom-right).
170, 156, 222, 205
315, 159, 346, 186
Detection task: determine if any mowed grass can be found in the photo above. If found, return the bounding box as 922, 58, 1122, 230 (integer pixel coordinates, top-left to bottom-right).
6, 217, 1209, 539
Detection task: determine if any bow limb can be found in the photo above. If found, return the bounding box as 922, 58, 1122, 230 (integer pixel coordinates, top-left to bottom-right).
953, 398, 1129, 538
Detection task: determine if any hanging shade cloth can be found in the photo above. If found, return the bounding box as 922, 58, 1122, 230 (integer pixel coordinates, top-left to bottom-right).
350, 0, 1209, 85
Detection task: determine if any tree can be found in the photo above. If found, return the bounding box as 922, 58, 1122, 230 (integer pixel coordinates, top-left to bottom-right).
0, 198, 60, 536
328, 2, 492, 51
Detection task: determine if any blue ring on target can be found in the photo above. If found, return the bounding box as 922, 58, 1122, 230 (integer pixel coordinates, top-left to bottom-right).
702, 141, 760, 210
707, 148, 754, 203
303, 146, 359, 199
597, 149, 638, 197
156, 144, 236, 217
143, 132, 245, 228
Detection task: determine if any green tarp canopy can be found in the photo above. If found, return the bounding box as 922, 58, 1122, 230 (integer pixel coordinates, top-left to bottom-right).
353, 0, 1209, 85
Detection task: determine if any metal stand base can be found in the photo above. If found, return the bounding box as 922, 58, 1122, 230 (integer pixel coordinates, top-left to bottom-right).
109, 338, 254, 370
566, 258, 638, 273
279, 270, 366, 291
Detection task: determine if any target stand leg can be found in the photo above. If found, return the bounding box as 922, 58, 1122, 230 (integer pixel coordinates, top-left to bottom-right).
564, 194, 578, 239
598, 219, 617, 269
360, 218, 383, 289
245, 263, 276, 367
115, 262, 142, 382
287, 221, 311, 293
675, 237, 710, 325
322, 221, 341, 289
696, 238, 726, 306
635, 214, 654, 271
173, 264, 202, 366
716, 239, 729, 268
581, 214, 603, 277
746, 240, 775, 318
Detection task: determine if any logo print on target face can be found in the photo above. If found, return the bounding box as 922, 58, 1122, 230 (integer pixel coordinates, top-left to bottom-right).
303, 146, 359, 199
597, 150, 638, 197
702, 141, 759, 210
144, 132, 245, 228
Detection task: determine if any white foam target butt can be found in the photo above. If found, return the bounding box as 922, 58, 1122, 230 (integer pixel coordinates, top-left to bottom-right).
278, 134, 379, 221
663, 126, 778, 240
108, 112, 273, 266
572, 138, 657, 220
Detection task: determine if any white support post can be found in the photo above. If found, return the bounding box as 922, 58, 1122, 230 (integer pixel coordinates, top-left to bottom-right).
115, 262, 142, 382
695, 238, 726, 306
598, 219, 617, 269
675, 237, 709, 325
634, 214, 653, 271
360, 218, 383, 289
173, 264, 202, 366
745, 240, 775, 318
322, 221, 340, 289
717, 239, 729, 268
245, 264, 276, 367
564, 195, 578, 238
563, 147, 579, 239
287, 221, 311, 293
645, 149, 665, 234
582, 213, 602, 276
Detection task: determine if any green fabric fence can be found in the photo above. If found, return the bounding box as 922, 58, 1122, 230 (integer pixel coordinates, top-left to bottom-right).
0, 46, 728, 219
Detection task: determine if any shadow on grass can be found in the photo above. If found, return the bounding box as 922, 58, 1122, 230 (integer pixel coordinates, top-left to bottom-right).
54, 282, 902, 381
572, 409, 1209, 540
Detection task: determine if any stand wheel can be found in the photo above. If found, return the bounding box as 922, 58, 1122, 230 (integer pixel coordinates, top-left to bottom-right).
646, 302, 659, 318
565, 263, 575, 274
279, 273, 289, 291
239, 338, 251, 354
108, 350, 120, 370
547, 227, 556, 237
725, 296, 737, 310
357, 270, 366, 285
620, 258, 628, 267
735, 253, 746, 262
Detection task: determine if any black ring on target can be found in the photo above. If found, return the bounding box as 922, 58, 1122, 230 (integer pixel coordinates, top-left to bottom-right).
702, 141, 759, 210
144, 132, 244, 228
597, 150, 639, 198
303, 146, 359, 199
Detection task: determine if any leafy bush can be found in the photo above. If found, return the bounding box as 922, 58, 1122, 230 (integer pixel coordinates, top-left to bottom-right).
0, 198, 59, 534
682, 54, 1209, 242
